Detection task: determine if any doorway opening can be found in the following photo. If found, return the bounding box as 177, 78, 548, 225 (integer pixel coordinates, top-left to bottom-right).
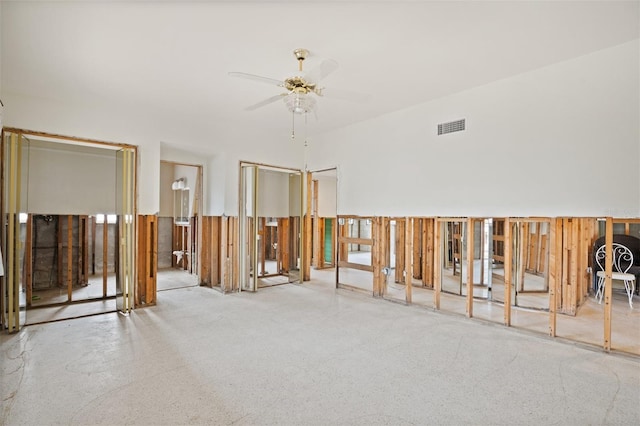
239, 163, 304, 292
310, 168, 337, 287
158, 161, 202, 292
1, 129, 136, 330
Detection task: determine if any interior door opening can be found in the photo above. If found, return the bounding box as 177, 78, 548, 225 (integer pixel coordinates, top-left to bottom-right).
309, 168, 337, 286
1, 129, 136, 329
239, 163, 303, 292
158, 161, 202, 292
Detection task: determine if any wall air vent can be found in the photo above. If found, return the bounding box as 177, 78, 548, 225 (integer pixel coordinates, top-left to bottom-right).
438, 119, 465, 135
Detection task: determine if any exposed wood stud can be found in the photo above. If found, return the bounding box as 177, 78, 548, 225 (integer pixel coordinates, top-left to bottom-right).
433, 219, 442, 310
395, 219, 404, 283
91, 217, 96, 276
200, 217, 211, 286
604, 217, 613, 352
103, 219, 108, 298
57, 216, 63, 287
220, 216, 229, 292
147, 216, 157, 304
136, 216, 146, 306
466, 218, 474, 318
548, 219, 559, 337
405, 217, 413, 304
67, 215, 73, 302
232, 216, 239, 290
413, 218, 421, 280
312, 180, 319, 268
504, 218, 512, 326
304, 172, 312, 281
24, 214, 33, 307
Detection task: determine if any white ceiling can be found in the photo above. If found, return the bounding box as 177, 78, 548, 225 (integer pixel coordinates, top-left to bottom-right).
1, 1, 638, 154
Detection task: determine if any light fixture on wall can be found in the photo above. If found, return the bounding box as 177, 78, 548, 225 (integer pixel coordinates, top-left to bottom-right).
171, 178, 185, 191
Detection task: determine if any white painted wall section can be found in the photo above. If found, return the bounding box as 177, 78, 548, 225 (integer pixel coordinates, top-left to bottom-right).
25, 141, 116, 215
309, 40, 639, 217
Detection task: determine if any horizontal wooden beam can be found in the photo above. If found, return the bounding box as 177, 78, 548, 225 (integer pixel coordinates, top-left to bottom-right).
338, 260, 373, 272
338, 237, 374, 246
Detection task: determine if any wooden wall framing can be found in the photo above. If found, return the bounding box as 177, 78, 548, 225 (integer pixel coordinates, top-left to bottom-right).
136, 215, 158, 306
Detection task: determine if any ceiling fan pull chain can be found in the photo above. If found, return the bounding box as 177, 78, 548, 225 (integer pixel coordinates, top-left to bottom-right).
304, 113, 308, 147
291, 111, 295, 140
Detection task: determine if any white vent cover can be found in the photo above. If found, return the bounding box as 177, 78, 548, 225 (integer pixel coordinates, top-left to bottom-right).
438, 119, 465, 135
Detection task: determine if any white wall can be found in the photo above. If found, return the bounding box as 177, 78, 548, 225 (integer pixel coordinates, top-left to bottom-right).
25, 141, 116, 215
207, 154, 226, 216
223, 143, 306, 217
158, 162, 174, 217
309, 40, 640, 217
258, 169, 289, 217
1, 95, 163, 214
316, 175, 337, 218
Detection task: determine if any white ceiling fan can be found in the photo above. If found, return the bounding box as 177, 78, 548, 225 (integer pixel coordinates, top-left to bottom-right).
229, 48, 370, 115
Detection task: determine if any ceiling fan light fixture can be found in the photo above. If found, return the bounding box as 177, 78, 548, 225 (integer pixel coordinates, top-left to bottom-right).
284, 92, 316, 114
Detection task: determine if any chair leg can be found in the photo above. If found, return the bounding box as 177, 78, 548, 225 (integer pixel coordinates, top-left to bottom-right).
624, 280, 634, 308
596, 277, 605, 304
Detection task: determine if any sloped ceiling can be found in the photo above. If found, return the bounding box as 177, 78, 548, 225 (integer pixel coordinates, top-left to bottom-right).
1, 1, 638, 154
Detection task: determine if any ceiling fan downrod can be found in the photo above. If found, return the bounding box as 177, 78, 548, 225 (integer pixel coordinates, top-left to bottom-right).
293, 48, 309, 72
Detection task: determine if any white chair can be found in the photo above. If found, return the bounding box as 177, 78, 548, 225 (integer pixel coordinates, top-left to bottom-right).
594, 243, 635, 308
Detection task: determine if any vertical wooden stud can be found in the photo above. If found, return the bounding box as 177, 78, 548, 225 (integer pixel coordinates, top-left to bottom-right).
405, 217, 413, 304
103, 219, 108, 297
147, 215, 157, 304
57, 216, 63, 287
136, 215, 146, 306
304, 172, 312, 281
466, 218, 474, 318
260, 217, 266, 276
504, 218, 512, 326
395, 219, 405, 283
67, 215, 73, 302
372, 217, 382, 297
425, 219, 434, 288
604, 217, 613, 352
24, 214, 33, 307
232, 217, 239, 291
200, 216, 211, 285
220, 216, 229, 292
433, 219, 442, 310
312, 179, 319, 268
212, 216, 220, 286
413, 218, 421, 280
91, 216, 97, 276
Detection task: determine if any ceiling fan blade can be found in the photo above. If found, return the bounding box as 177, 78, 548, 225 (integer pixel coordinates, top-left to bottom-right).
229, 71, 283, 87
305, 59, 339, 83
245, 94, 285, 111
320, 87, 371, 103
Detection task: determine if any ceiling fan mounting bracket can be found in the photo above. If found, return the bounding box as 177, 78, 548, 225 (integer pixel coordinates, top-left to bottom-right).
293, 48, 309, 61
293, 48, 309, 71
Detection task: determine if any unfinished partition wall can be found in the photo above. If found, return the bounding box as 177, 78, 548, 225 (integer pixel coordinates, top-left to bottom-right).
197, 216, 237, 294
136, 215, 157, 306
456, 218, 497, 322
503, 219, 553, 335
378, 218, 412, 304
436, 218, 469, 316
1, 129, 137, 330
337, 216, 374, 293
555, 217, 639, 355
